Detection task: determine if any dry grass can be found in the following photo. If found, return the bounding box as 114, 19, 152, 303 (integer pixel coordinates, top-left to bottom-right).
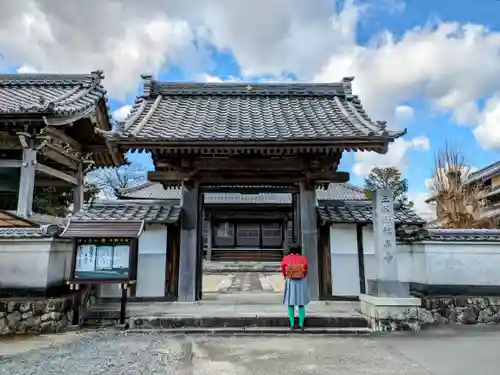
429, 144, 498, 229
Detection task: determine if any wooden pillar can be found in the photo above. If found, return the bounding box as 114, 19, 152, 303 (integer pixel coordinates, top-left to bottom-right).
356, 224, 366, 295
17, 148, 37, 217
196, 192, 204, 301
177, 182, 200, 302
206, 218, 213, 261
299, 181, 320, 301
73, 162, 84, 213
292, 192, 300, 244
282, 218, 289, 254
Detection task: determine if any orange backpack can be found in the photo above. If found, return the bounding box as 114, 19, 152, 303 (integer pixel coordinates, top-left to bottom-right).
286, 257, 306, 279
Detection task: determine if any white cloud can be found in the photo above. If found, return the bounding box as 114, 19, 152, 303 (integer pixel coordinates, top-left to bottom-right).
314, 19, 500, 147
197, 73, 240, 82
0, 0, 500, 155
352, 136, 430, 177
0, 0, 203, 99
17, 64, 38, 73
410, 192, 436, 221
394, 105, 414, 123
112, 105, 132, 122
474, 95, 500, 149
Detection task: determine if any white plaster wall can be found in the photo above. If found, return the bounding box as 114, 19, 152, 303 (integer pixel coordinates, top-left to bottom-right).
46, 240, 73, 286
407, 242, 500, 286
329, 224, 360, 297
100, 225, 169, 299
329, 223, 500, 297
136, 224, 168, 297
0, 238, 72, 290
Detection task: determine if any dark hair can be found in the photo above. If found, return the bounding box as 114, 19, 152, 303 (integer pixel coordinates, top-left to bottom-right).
288, 244, 302, 255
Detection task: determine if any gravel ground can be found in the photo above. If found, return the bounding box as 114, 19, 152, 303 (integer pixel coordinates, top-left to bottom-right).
0, 330, 430, 375
2, 327, 500, 374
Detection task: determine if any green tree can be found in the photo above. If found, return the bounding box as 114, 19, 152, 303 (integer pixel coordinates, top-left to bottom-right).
34, 183, 100, 217
364, 167, 413, 209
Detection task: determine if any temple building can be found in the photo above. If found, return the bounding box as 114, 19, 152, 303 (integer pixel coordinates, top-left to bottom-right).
0, 72, 425, 302
0, 72, 124, 295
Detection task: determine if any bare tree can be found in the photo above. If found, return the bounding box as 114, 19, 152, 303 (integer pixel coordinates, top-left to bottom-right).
428, 143, 498, 229
86, 164, 147, 199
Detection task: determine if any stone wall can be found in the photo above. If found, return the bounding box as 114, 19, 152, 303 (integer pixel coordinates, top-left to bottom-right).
420, 296, 500, 325
0, 286, 95, 336
369, 296, 500, 332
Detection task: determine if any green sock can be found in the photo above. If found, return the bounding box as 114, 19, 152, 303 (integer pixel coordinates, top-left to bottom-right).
298, 306, 306, 327
287, 306, 295, 327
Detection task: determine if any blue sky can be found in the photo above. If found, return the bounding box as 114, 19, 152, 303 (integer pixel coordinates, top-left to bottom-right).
2, 0, 500, 217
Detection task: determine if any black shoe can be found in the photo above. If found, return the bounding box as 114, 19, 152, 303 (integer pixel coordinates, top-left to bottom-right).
298, 326, 304, 332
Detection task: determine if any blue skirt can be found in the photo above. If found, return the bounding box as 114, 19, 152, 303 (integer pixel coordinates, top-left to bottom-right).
283, 278, 310, 306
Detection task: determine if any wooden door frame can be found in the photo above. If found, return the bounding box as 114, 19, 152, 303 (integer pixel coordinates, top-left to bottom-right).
318, 224, 332, 299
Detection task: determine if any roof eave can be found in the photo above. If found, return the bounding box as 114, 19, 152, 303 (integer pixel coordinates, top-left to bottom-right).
102, 135, 403, 151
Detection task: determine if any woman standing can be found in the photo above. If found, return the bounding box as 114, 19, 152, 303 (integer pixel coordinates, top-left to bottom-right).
281, 244, 310, 331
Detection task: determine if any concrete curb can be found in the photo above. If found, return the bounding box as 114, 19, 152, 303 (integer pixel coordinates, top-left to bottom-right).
124, 327, 373, 335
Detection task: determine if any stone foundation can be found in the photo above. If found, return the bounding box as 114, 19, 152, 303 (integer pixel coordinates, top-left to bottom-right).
0, 286, 95, 336
359, 294, 423, 332
419, 296, 500, 325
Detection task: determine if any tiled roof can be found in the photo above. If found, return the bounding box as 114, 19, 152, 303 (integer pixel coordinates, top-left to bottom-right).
317, 183, 366, 201
0, 225, 62, 239
117, 182, 367, 203
407, 229, 500, 242
317, 202, 425, 225
105, 76, 404, 147
61, 220, 144, 238
72, 200, 181, 223
0, 71, 109, 117
467, 160, 500, 183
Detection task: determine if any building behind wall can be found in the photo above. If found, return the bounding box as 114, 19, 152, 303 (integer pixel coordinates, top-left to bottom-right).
117, 181, 371, 261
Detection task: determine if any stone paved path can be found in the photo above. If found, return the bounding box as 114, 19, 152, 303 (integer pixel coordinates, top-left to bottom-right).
217, 272, 264, 293
212, 272, 278, 294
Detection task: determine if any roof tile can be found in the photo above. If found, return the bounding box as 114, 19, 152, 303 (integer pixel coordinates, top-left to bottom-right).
0, 71, 108, 116
317, 202, 425, 225
112, 79, 404, 144
118, 182, 366, 203
0, 225, 61, 239
403, 228, 500, 242
73, 201, 180, 223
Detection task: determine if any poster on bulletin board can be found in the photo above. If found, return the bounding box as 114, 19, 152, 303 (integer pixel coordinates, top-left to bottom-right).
74, 241, 131, 281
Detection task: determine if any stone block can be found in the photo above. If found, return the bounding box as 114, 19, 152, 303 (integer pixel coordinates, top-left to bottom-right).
359, 294, 422, 331
6, 311, 21, 327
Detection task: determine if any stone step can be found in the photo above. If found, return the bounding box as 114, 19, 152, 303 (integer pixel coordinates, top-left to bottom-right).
84, 313, 369, 330
125, 314, 369, 329
125, 327, 373, 335
210, 250, 283, 262
203, 262, 281, 273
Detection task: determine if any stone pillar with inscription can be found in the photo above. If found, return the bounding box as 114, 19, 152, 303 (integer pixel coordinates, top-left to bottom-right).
359, 188, 422, 331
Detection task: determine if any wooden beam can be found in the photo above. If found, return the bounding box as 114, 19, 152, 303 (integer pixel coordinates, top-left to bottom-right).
149, 170, 349, 186
40, 144, 79, 170
158, 157, 310, 171
36, 163, 78, 185
40, 126, 82, 151
0, 159, 22, 168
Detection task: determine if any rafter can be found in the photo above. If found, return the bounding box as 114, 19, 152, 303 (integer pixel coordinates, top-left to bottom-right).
40, 144, 80, 170
39, 126, 82, 152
